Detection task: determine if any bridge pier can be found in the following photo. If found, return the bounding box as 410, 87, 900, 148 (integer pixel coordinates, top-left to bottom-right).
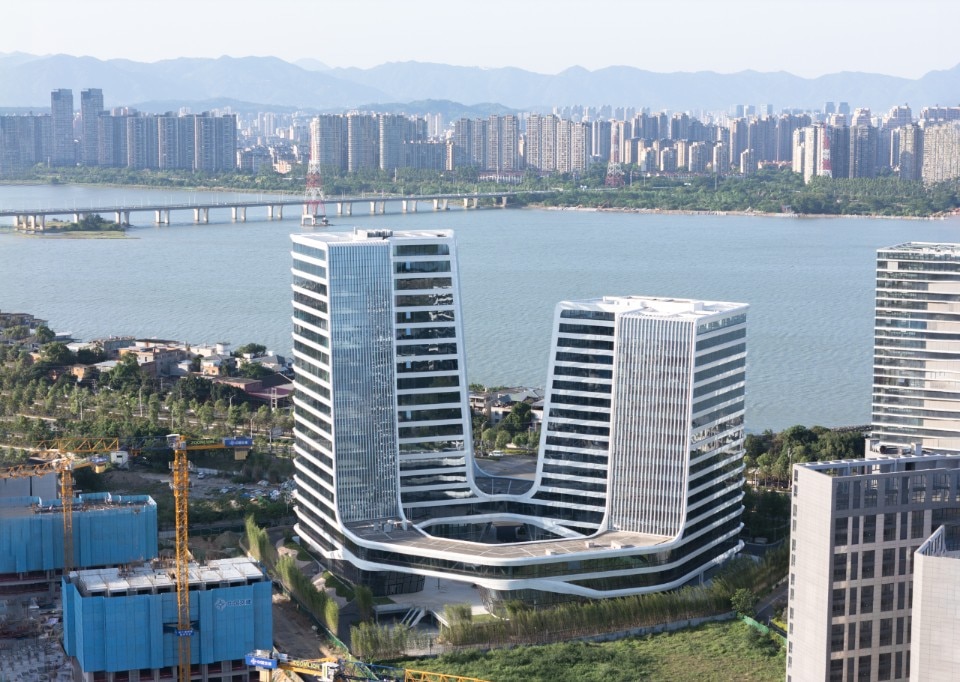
267, 205, 283, 220
193, 207, 209, 224
231, 206, 246, 222
500, 196, 508, 208
369, 201, 386, 215
402, 200, 418, 213
114, 210, 130, 226
73, 212, 81, 224
154, 209, 169, 225
433, 199, 448, 211
336, 202, 352, 216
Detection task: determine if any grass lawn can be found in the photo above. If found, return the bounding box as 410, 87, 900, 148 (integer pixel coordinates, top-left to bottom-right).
399, 621, 784, 682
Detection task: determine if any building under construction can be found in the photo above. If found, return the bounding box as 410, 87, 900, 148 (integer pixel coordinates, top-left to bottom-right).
0, 493, 157, 590
63, 557, 272, 682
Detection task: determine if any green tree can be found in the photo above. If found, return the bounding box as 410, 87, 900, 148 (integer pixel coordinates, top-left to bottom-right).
731, 588, 757, 617
495, 430, 511, 450
3, 325, 29, 340
148, 394, 161, 427
481, 428, 497, 447
234, 343, 267, 357
40, 342, 74, 365
355, 584, 375, 622
103, 354, 143, 391
34, 324, 55, 344
236, 361, 272, 379
197, 403, 215, 430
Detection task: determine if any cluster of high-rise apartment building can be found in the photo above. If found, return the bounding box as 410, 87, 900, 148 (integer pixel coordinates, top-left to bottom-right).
304, 104, 960, 184
4, 89, 960, 186
0, 88, 238, 174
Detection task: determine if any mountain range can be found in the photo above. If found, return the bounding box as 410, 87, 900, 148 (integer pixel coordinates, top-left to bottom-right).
1, 52, 958, 115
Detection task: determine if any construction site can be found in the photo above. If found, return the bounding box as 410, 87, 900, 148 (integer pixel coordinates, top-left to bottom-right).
0, 437, 488, 682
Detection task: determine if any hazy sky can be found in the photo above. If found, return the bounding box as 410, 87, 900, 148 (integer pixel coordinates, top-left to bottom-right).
6, 0, 959, 79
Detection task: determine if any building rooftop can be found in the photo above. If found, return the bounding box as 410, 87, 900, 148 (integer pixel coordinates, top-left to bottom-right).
346, 520, 671, 564
880, 242, 960, 257
294, 228, 454, 245
798, 453, 960, 477
563, 295, 747, 320
69, 557, 267, 597
0, 493, 155, 520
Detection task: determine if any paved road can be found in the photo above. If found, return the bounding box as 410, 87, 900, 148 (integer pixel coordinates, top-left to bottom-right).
756, 580, 789, 626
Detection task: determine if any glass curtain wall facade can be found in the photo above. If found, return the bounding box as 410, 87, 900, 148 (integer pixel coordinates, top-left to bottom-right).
873, 243, 960, 453
291, 231, 749, 602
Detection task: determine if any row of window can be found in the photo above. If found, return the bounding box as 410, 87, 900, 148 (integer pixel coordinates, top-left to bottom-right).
832, 548, 918, 585
294, 306, 328, 331
396, 326, 456, 341
396, 293, 454, 307
397, 309, 454, 324
394, 259, 450, 274
553, 364, 613, 380
394, 276, 453, 291
560, 308, 615, 321
695, 327, 746, 352
558, 322, 614, 337
293, 243, 327, 262
697, 313, 746, 335
394, 243, 450, 257
292, 261, 327, 280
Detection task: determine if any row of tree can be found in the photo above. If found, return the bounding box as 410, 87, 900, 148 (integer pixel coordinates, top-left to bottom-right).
744, 424, 865, 486
245, 516, 339, 634
6, 164, 957, 216
433, 547, 786, 650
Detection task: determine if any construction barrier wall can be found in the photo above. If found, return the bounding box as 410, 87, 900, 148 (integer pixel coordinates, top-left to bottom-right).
0, 494, 158, 573
62, 578, 272, 672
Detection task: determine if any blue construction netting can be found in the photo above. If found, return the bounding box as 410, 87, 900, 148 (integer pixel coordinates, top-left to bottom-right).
0, 493, 158, 573
64, 578, 272, 672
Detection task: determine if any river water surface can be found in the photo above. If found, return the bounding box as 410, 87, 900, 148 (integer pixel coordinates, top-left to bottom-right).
2, 184, 958, 431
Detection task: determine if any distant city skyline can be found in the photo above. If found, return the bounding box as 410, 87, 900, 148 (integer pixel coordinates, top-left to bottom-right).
5, 0, 960, 80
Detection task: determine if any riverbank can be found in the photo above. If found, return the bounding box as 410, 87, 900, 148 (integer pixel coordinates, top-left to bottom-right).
540, 204, 952, 220
17, 230, 129, 239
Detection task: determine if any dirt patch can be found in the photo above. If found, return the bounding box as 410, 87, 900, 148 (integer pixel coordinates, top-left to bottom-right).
272, 593, 338, 659
99, 470, 168, 496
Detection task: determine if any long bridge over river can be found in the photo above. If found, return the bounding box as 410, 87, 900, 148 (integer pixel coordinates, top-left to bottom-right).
0, 191, 552, 230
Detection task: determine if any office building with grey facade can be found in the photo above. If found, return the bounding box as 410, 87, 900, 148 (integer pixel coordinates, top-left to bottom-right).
788, 453, 960, 682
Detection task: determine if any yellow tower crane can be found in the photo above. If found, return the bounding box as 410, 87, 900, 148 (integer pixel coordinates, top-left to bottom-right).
0, 437, 119, 571
167, 434, 252, 682
244, 650, 493, 682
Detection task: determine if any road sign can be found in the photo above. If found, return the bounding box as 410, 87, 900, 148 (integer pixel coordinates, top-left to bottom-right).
224, 437, 254, 447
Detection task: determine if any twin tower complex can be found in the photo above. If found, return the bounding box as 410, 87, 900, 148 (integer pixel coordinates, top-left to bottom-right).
290, 228, 748, 606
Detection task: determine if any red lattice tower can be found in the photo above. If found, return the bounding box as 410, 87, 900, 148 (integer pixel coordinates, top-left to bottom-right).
304, 159, 327, 222
605, 124, 624, 188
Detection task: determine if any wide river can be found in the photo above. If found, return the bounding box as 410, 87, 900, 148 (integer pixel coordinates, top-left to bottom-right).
2, 184, 959, 431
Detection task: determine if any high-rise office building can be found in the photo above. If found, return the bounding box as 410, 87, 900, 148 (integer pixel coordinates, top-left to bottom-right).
788, 453, 960, 682
79, 89, 103, 166
291, 228, 748, 604
873, 243, 960, 453
50, 88, 74, 166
